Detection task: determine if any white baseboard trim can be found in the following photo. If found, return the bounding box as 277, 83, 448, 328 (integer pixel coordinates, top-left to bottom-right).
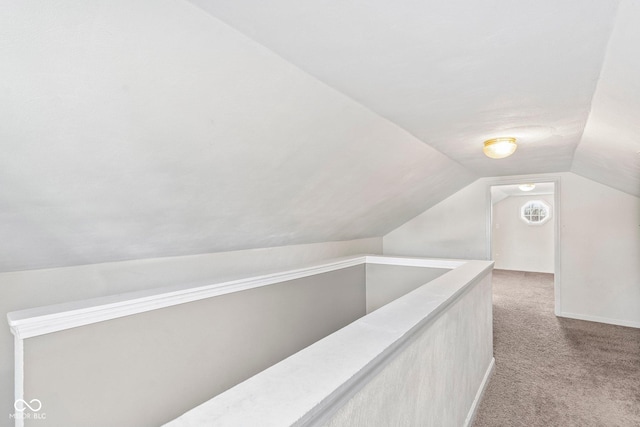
558, 312, 640, 329
463, 357, 495, 427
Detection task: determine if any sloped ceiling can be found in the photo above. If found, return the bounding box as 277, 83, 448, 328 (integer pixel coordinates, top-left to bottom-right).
1, 0, 638, 272
190, 0, 622, 177
572, 0, 640, 197
0, 1, 473, 272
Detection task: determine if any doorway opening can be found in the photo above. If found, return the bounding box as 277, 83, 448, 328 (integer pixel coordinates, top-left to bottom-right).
487, 178, 561, 315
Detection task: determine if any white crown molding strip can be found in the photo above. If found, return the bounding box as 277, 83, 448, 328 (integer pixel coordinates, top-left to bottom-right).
7, 256, 364, 340
6, 255, 463, 340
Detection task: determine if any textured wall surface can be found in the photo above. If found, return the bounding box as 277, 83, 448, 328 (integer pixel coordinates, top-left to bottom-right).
22, 266, 365, 427
322, 273, 493, 427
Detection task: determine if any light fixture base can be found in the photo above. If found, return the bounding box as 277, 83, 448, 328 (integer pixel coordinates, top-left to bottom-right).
483, 137, 517, 159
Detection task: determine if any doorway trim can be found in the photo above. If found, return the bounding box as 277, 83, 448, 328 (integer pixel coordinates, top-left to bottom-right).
485, 175, 562, 316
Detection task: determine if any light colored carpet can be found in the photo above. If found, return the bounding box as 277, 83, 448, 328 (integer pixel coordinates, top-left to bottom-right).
473, 270, 640, 427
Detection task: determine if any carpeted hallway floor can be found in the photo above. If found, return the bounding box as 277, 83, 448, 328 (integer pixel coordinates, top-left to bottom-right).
473, 270, 640, 427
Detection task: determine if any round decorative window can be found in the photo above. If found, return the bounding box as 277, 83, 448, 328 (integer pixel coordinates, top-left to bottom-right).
520, 200, 551, 225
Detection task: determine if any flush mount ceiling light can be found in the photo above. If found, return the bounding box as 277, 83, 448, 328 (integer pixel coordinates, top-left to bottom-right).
483, 137, 517, 159
518, 183, 536, 192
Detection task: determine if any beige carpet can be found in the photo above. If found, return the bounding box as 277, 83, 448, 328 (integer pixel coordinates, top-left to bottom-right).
473, 270, 640, 427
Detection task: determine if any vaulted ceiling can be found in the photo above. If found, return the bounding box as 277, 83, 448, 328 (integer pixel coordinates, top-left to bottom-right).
0, 0, 638, 272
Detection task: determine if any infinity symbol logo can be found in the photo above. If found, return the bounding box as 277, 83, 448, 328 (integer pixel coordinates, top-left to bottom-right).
14, 399, 42, 412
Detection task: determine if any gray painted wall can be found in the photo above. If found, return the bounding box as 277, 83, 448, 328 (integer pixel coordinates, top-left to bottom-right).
365, 264, 447, 313
1, 238, 379, 427
22, 266, 365, 427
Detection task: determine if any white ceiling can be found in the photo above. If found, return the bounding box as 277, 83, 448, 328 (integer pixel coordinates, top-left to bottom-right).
190, 0, 622, 177
1, 0, 638, 272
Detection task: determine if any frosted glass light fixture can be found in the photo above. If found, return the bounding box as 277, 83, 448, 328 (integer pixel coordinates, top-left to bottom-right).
519, 183, 536, 192
483, 137, 517, 159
